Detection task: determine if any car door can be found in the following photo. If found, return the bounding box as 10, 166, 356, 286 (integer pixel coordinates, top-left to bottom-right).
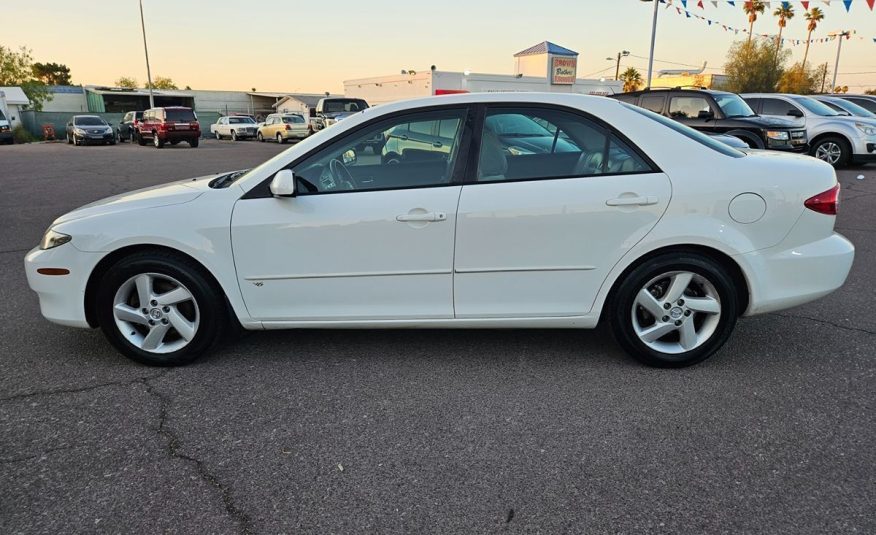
453, 105, 671, 318
231, 106, 473, 322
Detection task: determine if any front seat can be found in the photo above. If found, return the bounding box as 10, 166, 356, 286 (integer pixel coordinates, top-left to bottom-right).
477, 129, 508, 181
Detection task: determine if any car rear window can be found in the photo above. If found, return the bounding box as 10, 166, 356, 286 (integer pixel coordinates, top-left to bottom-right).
229, 117, 255, 124
621, 102, 745, 158
282, 116, 305, 124
165, 109, 196, 122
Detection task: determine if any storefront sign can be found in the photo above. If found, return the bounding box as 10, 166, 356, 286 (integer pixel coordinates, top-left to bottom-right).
551, 57, 577, 85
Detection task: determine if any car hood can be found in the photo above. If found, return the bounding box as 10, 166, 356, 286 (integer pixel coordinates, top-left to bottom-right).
729, 115, 804, 129
52, 173, 222, 226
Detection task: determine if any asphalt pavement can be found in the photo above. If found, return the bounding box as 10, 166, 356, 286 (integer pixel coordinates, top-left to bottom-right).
1, 140, 874, 534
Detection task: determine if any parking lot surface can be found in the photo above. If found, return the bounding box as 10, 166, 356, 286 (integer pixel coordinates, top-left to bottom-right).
1, 141, 874, 533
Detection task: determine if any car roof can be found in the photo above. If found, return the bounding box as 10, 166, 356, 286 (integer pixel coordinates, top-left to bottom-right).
73, 115, 102, 119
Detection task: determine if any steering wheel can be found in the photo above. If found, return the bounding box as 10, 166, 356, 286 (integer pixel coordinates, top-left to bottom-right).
328, 158, 357, 189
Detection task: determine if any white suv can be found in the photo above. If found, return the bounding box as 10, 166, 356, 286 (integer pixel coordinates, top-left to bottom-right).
742, 93, 876, 167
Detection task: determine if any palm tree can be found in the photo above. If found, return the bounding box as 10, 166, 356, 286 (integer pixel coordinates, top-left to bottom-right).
802, 7, 825, 68
620, 67, 643, 93
773, 3, 795, 55
744, 0, 766, 43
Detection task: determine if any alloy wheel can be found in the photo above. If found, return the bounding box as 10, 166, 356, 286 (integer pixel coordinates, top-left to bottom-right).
112, 273, 200, 354
631, 270, 722, 355
814, 142, 842, 165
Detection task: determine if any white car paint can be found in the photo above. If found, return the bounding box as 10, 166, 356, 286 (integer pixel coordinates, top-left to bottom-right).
211, 116, 259, 139
24, 92, 854, 364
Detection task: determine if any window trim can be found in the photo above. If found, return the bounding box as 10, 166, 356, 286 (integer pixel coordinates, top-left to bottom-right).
461, 102, 661, 186
241, 104, 476, 199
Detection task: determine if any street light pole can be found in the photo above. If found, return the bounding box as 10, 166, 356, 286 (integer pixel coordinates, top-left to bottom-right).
139, 0, 155, 108
644, 0, 659, 89
829, 31, 850, 93
614, 51, 630, 80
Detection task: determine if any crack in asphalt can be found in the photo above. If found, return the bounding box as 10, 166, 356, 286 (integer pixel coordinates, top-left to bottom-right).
0, 247, 31, 255
0, 372, 167, 403
835, 226, 876, 234
142, 376, 255, 535
768, 312, 876, 337
0, 445, 72, 465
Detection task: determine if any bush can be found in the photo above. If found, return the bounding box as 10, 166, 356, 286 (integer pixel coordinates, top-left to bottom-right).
12, 125, 36, 144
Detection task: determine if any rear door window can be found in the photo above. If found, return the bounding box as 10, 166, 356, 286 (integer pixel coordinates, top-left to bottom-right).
761, 98, 797, 116
639, 95, 666, 114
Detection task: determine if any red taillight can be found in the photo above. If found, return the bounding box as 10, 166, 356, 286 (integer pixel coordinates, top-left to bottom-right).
285, 124, 291, 130
804, 184, 840, 215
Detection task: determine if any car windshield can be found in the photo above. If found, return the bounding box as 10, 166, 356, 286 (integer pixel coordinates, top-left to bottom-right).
323, 99, 368, 113
827, 98, 875, 118
714, 93, 756, 118
793, 96, 841, 117
622, 102, 745, 158
485, 114, 554, 137
229, 117, 255, 124
166, 109, 197, 122
74, 117, 106, 126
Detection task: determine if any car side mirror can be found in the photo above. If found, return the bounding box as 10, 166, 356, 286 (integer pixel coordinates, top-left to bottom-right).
787, 109, 804, 118
270, 169, 296, 197
697, 110, 714, 120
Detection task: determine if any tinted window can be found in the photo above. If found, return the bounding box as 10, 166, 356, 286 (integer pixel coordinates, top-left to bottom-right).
826, 98, 874, 117
713, 93, 756, 117
639, 95, 665, 114
282, 115, 305, 124
846, 98, 876, 114
821, 101, 850, 115
322, 99, 368, 113
668, 96, 712, 119
476, 107, 650, 182
622, 102, 745, 158
761, 98, 797, 116
293, 108, 467, 193
229, 117, 255, 124
74, 117, 106, 126
793, 96, 840, 117
165, 109, 196, 122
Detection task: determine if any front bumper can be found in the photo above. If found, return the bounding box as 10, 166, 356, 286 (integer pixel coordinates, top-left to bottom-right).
738, 232, 854, 316
24, 245, 104, 328
851, 140, 876, 163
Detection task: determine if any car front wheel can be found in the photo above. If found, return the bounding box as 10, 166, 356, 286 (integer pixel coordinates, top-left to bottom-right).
257, 132, 264, 142
609, 253, 738, 368
96, 252, 226, 366
811, 137, 850, 168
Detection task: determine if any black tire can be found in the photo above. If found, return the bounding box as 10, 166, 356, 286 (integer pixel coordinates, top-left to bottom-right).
726, 130, 763, 149
609, 253, 738, 368
276, 133, 286, 144
137, 132, 147, 146
153, 133, 164, 148
810, 136, 850, 168
95, 252, 227, 366
67, 133, 73, 145
189, 138, 199, 148
257, 132, 264, 142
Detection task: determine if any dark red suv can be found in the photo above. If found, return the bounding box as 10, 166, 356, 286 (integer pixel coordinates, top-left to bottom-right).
137, 106, 200, 148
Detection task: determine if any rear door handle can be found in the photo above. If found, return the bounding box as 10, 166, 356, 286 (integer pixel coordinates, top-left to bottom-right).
396, 212, 447, 222
606, 196, 658, 207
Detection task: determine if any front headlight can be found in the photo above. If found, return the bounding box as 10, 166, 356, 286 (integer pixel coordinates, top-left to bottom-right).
854, 122, 876, 136
74, 128, 86, 135
40, 229, 72, 250
765, 130, 790, 141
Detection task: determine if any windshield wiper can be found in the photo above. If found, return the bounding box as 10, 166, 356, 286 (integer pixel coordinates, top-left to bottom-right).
210, 169, 250, 189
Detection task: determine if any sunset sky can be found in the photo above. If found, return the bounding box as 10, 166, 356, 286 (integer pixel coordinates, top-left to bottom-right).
5, 0, 876, 93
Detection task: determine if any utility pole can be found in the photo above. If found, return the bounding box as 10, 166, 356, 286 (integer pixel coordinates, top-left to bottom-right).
139, 0, 155, 108
829, 30, 850, 93
613, 51, 630, 80
643, 0, 659, 89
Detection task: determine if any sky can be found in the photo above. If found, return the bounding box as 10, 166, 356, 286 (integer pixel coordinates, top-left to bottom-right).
4, 0, 876, 93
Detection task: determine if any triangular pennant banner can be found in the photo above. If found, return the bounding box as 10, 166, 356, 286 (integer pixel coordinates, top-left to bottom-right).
842, 0, 852, 12
801, 1, 809, 8
866, 0, 875, 10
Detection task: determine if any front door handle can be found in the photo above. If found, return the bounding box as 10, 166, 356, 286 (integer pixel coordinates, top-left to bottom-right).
606, 196, 658, 207
396, 212, 447, 222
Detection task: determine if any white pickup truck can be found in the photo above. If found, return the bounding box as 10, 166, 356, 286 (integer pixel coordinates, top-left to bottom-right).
308, 97, 370, 133
210, 115, 259, 141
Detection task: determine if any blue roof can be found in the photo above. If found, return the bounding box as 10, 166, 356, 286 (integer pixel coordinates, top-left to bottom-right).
514, 41, 578, 58
48, 85, 84, 94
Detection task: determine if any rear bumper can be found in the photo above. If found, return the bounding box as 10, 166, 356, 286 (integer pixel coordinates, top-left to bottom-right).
738, 232, 854, 316
281, 130, 309, 140
24, 245, 104, 328
159, 131, 200, 141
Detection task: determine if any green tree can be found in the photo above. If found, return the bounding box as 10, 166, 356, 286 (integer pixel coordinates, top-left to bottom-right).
865, 88, 876, 96
619, 67, 643, 93
777, 62, 818, 94
802, 7, 825, 68
743, 0, 766, 43
115, 76, 138, 89
31, 62, 72, 85
723, 39, 789, 93
145, 76, 179, 90
0, 45, 51, 111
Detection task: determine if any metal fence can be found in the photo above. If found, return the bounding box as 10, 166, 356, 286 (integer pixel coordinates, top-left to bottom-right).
20, 110, 223, 140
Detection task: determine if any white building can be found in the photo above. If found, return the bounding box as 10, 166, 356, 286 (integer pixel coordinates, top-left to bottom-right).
274, 93, 342, 115
344, 42, 622, 106
0, 86, 30, 130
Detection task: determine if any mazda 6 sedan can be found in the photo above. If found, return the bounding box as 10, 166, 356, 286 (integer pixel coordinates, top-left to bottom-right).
25, 93, 854, 368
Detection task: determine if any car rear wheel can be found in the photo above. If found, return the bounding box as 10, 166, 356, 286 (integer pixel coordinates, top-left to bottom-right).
190, 138, 199, 148
231, 130, 238, 141
66, 133, 73, 145
215, 131, 222, 140
137, 132, 146, 146
96, 252, 226, 366
257, 132, 264, 142
811, 136, 850, 167
609, 253, 738, 368
276, 133, 285, 144
153, 133, 164, 148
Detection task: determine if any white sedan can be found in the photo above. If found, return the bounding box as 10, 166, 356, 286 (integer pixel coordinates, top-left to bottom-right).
25, 93, 854, 368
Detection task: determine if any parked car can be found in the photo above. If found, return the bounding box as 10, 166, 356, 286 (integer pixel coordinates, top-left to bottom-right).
257, 113, 309, 144
836, 94, 876, 115
211, 116, 259, 141
309, 97, 370, 133
65, 115, 116, 146
117, 111, 144, 143
0, 92, 12, 144
611, 88, 808, 152
136, 107, 200, 148
25, 93, 853, 368
742, 93, 876, 167
813, 95, 876, 119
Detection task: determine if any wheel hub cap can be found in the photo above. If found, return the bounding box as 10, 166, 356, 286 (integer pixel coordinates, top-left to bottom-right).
669, 307, 684, 320
149, 308, 163, 320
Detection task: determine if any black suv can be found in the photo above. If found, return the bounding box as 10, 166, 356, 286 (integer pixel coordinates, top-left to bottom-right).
611, 88, 808, 152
